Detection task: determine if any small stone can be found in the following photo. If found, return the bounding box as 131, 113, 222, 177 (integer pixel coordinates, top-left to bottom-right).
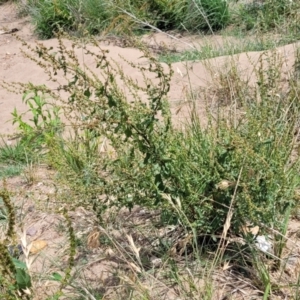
27, 205, 35, 212
26, 227, 37, 236
151, 258, 162, 267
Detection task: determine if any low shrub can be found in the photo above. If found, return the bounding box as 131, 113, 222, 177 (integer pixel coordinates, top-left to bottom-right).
7, 36, 300, 240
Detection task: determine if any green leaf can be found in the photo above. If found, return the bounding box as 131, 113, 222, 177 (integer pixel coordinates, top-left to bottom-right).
84, 88, 91, 97
50, 272, 63, 282
15, 268, 31, 289
125, 127, 132, 138
108, 95, 116, 107
12, 257, 27, 269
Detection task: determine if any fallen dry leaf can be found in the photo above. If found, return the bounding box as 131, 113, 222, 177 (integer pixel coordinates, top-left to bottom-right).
29, 240, 48, 254
126, 234, 142, 265
87, 229, 100, 249
241, 225, 259, 236
249, 225, 259, 235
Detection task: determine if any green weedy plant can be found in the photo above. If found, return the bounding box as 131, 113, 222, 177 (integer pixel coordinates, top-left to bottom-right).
10, 34, 300, 244
0, 138, 31, 179
0, 165, 23, 179
11, 88, 62, 156
0, 139, 28, 165
0, 87, 62, 179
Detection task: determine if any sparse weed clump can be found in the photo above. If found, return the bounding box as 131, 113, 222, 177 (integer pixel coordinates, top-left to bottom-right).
6, 34, 300, 243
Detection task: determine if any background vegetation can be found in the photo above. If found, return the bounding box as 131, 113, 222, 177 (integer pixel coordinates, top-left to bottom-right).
14, 0, 299, 41
20, 0, 230, 38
